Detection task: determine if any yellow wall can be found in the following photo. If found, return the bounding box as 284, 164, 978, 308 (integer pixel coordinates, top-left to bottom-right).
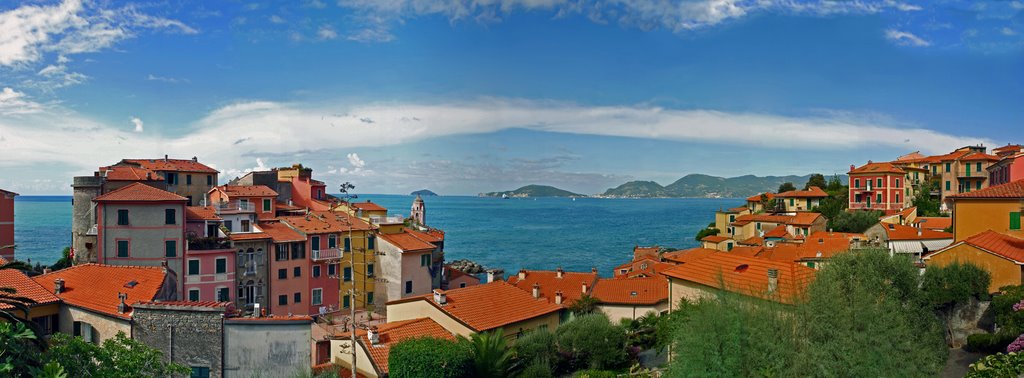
386, 300, 474, 337
953, 200, 1024, 241
58, 306, 131, 343
498, 312, 561, 340
340, 229, 378, 311
330, 339, 379, 378
926, 243, 1020, 293
667, 278, 715, 311
597, 302, 668, 322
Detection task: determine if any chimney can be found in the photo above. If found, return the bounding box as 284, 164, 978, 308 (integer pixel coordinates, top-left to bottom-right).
117, 292, 128, 314
192, 156, 198, 162
486, 269, 504, 283
432, 289, 446, 305
591, 267, 597, 274
164, 154, 169, 161
850, 164, 855, 172
42, 268, 51, 274
767, 269, 779, 294
555, 291, 564, 305
868, 160, 873, 164
368, 326, 380, 345
532, 283, 540, 299
54, 278, 65, 294
556, 267, 564, 278
581, 282, 589, 294
518, 269, 526, 280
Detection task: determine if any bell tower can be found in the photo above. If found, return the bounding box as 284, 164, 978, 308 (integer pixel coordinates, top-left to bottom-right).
411, 194, 426, 226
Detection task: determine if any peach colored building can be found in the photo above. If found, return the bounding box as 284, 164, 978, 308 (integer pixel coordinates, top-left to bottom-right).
0, 188, 16, 260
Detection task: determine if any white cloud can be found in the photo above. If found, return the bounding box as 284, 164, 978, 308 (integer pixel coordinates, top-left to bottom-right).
885, 29, 931, 46
0, 87, 45, 115
318, 25, 338, 40
146, 74, 188, 83
1002, 27, 1017, 36
131, 117, 143, 132
269, 15, 286, 24
347, 153, 366, 168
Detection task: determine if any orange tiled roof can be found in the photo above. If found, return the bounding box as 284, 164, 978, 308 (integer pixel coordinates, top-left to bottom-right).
350, 201, 387, 212
613, 258, 674, 278
961, 152, 1000, 161
337, 318, 455, 376
883, 223, 953, 241
444, 266, 479, 283
186, 206, 221, 221
33, 264, 168, 319
662, 247, 718, 264
730, 246, 765, 258
949, 179, 1024, 199
788, 212, 823, 226
738, 236, 764, 246
380, 230, 436, 252
994, 144, 1022, 154
701, 235, 730, 243
228, 232, 271, 241
746, 192, 774, 202
730, 214, 792, 226
280, 211, 374, 235
661, 253, 815, 304
100, 165, 163, 181
776, 186, 828, 198
895, 151, 926, 161
404, 228, 445, 244
507, 269, 598, 305
258, 222, 306, 243
763, 225, 790, 239
915, 217, 952, 230
135, 300, 231, 308
215, 185, 278, 197
757, 243, 802, 262
93, 182, 188, 202
389, 281, 562, 332
794, 231, 861, 260
591, 277, 667, 305
849, 162, 906, 175
275, 201, 303, 211
929, 230, 1024, 263
0, 270, 60, 310
633, 246, 660, 261
122, 158, 218, 173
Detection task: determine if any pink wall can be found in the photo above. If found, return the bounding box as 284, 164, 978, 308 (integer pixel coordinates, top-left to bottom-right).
269, 242, 309, 316
0, 193, 14, 260
849, 173, 905, 211
184, 249, 236, 302
307, 235, 340, 316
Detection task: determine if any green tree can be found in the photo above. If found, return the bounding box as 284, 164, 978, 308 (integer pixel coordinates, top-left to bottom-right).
44, 332, 189, 378
466, 329, 516, 378
813, 193, 848, 223
569, 294, 599, 316
0, 322, 44, 376
555, 314, 628, 371
912, 187, 943, 217
389, 337, 472, 378
921, 262, 991, 343
825, 174, 846, 195
777, 182, 796, 193
829, 210, 884, 233
49, 247, 72, 271
693, 227, 720, 242
804, 174, 826, 190
512, 329, 556, 373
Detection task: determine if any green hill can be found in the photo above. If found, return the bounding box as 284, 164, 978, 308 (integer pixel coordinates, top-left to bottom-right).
410, 189, 438, 196
482, 185, 583, 198
603, 174, 846, 198
600, 181, 669, 198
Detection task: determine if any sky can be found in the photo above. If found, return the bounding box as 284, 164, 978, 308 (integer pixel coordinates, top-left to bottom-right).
0, 0, 1021, 196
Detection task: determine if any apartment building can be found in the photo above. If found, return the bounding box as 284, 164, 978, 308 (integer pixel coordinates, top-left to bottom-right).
0, 188, 16, 260
848, 161, 910, 213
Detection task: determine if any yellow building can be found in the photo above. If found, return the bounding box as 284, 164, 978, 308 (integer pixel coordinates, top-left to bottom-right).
774, 186, 828, 212
924, 230, 1024, 293
714, 206, 751, 237
0, 270, 61, 335
947, 180, 1024, 242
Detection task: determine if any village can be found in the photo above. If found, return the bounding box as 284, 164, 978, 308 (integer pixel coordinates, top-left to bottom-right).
1, 142, 1023, 377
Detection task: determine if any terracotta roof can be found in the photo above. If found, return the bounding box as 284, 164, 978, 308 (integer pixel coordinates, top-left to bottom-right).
898, 206, 917, 219
93, 182, 188, 202
591, 277, 667, 305
507, 269, 598, 305
122, 158, 218, 173
215, 185, 278, 198
949, 179, 1024, 199
633, 246, 660, 261
849, 162, 906, 175
701, 235, 730, 243
661, 253, 815, 304
788, 212, 824, 226
228, 232, 271, 241
730, 214, 792, 226
756, 243, 802, 263
258, 222, 306, 243
746, 192, 774, 202
928, 230, 1024, 263
613, 258, 674, 278
994, 144, 1022, 154
351, 201, 387, 212
0, 270, 60, 310
883, 223, 953, 241
275, 201, 302, 211
134, 300, 233, 310
100, 166, 163, 181
915, 217, 952, 230
776, 186, 828, 198
404, 228, 444, 244
730, 246, 765, 258
186, 206, 221, 221
337, 318, 455, 376
33, 264, 168, 319
444, 266, 480, 283
224, 315, 313, 322
961, 153, 1000, 161
763, 225, 790, 239
794, 232, 861, 260
379, 230, 436, 252
662, 247, 718, 264
389, 282, 562, 332
895, 151, 926, 161
280, 211, 374, 235
738, 236, 764, 246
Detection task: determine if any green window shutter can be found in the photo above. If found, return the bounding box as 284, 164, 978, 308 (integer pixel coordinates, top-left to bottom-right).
343, 295, 350, 308
1011, 212, 1021, 230
165, 240, 176, 257
727, 242, 733, 251
945, 181, 951, 191
967, 164, 971, 176
977, 162, 982, 172
876, 193, 882, 203
263, 199, 271, 212
367, 292, 374, 304
946, 163, 951, 172
977, 181, 982, 190
343, 237, 351, 252
807, 261, 815, 268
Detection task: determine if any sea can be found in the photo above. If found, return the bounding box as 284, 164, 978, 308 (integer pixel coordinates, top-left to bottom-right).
14, 195, 739, 277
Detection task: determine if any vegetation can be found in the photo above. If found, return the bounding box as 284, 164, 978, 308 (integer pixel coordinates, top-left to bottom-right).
804, 173, 826, 189
555, 314, 629, 372
466, 329, 516, 378
389, 337, 472, 378
967, 352, 1024, 377
568, 294, 599, 316
693, 227, 720, 242
665, 249, 948, 377
829, 210, 884, 233
912, 182, 943, 217
601, 173, 828, 198
777, 182, 796, 193
43, 332, 189, 377
484, 185, 584, 198
921, 262, 991, 342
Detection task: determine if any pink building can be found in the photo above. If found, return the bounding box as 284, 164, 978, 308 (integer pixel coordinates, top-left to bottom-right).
183, 245, 236, 302
848, 162, 909, 214
260, 222, 309, 316
0, 189, 16, 261
989, 152, 1024, 187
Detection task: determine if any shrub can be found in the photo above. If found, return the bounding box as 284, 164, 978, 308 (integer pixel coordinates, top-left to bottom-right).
575, 369, 618, 378
389, 337, 472, 378
513, 329, 555, 370
516, 361, 553, 378
555, 314, 628, 371
993, 286, 1024, 335
966, 333, 1004, 354
967, 352, 1024, 378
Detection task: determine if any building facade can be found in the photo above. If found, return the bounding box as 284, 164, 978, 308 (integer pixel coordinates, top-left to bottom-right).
0, 188, 16, 260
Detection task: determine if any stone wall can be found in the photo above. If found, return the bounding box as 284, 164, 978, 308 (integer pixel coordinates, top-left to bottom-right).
132, 304, 226, 378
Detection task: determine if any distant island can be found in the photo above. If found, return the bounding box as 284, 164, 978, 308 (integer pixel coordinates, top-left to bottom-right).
480, 184, 584, 198
599, 173, 848, 198
410, 189, 438, 196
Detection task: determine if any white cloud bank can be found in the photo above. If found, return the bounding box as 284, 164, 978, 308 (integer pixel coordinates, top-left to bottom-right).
885, 29, 931, 47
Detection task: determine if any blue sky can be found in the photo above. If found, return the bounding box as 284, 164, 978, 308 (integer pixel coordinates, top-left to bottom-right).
0, 0, 1022, 195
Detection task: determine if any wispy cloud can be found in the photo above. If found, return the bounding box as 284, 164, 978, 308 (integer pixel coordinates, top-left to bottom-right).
317, 25, 338, 40
885, 29, 931, 47
130, 117, 144, 132
146, 74, 188, 84
0, 87, 45, 115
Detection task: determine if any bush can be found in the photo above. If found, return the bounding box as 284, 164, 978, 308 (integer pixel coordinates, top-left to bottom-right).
993, 286, 1024, 335
389, 337, 472, 378
555, 314, 628, 371
516, 361, 553, 378
966, 333, 1003, 354
967, 352, 1024, 377
513, 329, 555, 370
829, 210, 884, 233
575, 370, 618, 378
694, 227, 720, 242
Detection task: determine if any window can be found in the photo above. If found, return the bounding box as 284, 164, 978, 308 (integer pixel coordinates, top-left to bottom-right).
240, 220, 250, 233
977, 162, 982, 172
186, 174, 192, 185
207, 175, 213, 186
164, 208, 176, 224
117, 240, 129, 257
117, 209, 129, 225
895, 193, 900, 203
215, 258, 226, 274
328, 235, 337, 249
165, 240, 176, 257
190, 367, 210, 378
945, 163, 951, 172
166, 172, 177, 185
807, 261, 816, 268
756, 222, 761, 230
224, 220, 233, 231
342, 294, 349, 308
343, 267, 352, 282
74, 321, 96, 344
328, 264, 338, 276
293, 267, 301, 277
278, 269, 287, 279
728, 215, 735, 222
876, 193, 882, 203
263, 198, 272, 213
291, 243, 305, 259
977, 181, 982, 190
368, 235, 375, 250
188, 289, 200, 302
217, 288, 229, 302
789, 198, 794, 206
313, 288, 323, 305
459, 283, 466, 288
726, 242, 733, 251
294, 292, 301, 303
313, 265, 321, 278
188, 260, 200, 275
311, 236, 320, 250
366, 263, 374, 277
876, 178, 883, 188
854, 179, 860, 188
1011, 212, 1021, 230
405, 280, 413, 294
895, 178, 900, 188
343, 237, 351, 252
367, 292, 374, 304
420, 254, 430, 267
945, 181, 951, 191
276, 244, 288, 261
278, 295, 287, 306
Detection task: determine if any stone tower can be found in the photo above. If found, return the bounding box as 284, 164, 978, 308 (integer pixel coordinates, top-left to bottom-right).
411, 194, 425, 226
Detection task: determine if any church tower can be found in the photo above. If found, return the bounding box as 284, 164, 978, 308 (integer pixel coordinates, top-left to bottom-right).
411, 194, 426, 226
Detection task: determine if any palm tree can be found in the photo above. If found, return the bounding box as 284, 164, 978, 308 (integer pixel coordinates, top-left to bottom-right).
569, 294, 599, 316
0, 260, 44, 343
466, 329, 516, 378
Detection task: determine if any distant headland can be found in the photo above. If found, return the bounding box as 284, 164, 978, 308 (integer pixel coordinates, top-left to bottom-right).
410, 189, 438, 196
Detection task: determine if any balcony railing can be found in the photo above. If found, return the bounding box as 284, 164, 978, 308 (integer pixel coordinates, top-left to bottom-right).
187, 237, 231, 251
214, 201, 256, 213
848, 202, 902, 211
369, 216, 405, 225
312, 248, 342, 261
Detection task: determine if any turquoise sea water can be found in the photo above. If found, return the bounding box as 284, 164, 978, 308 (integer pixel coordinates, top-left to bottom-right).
14, 195, 738, 276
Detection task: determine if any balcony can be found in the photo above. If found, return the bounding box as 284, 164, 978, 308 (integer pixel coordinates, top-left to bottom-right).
312, 248, 342, 261
369, 215, 405, 225
957, 171, 989, 179
214, 201, 256, 214
849, 202, 901, 211
187, 237, 231, 251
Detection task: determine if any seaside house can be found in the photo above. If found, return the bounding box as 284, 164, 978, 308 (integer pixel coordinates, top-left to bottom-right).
714, 206, 751, 238
182, 206, 236, 304
661, 253, 815, 306
914, 217, 953, 232
113, 156, 219, 205
506, 268, 599, 306
633, 245, 661, 261
226, 231, 271, 313
612, 257, 675, 279
92, 183, 188, 294
863, 223, 953, 258
330, 317, 456, 378
924, 230, 1024, 293
700, 235, 735, 251
276, 165, 330, 210
0, 188, 15, 260
661, 247, 719, 265
847, 161, 910, 213
774, 186, 828, 212
33, 264, 176, 343
0, 270, 61, 335
745, 192, 774, 213
385, 281, 563, 339
443, 266, 480, 289
947, 179, 1024, 242
260, 221, 310, 316
728, 213, 826, 243
208, 185, 278, 233
590, 276, 668, 321
989, 150, 1024, 187
879, 206, 919, 226
377, 229, 441, 303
